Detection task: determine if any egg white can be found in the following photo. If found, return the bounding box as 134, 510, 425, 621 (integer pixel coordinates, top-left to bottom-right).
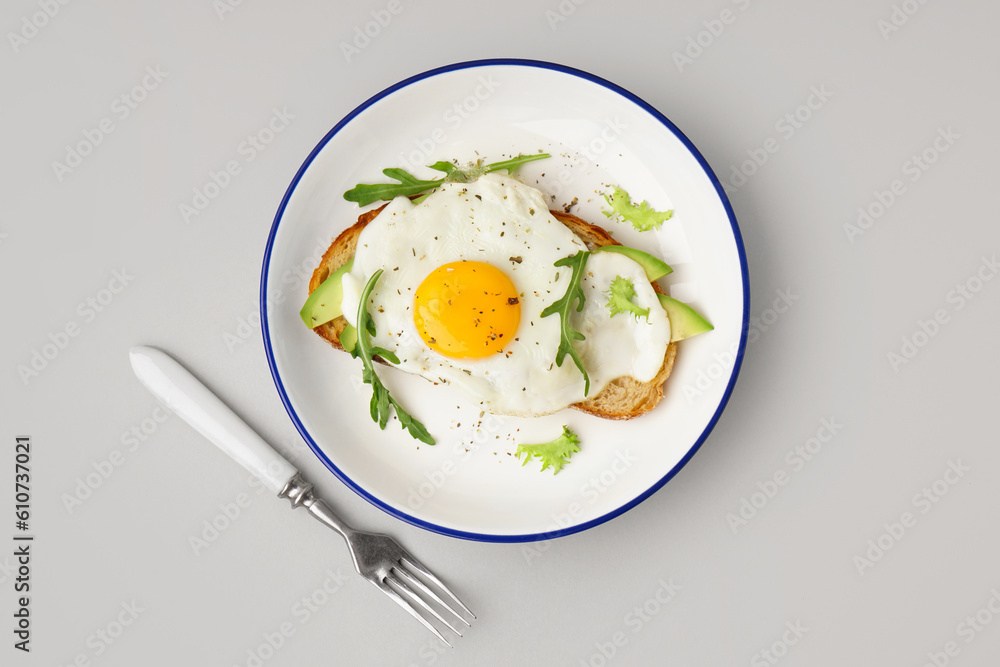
339, 173, 669, 417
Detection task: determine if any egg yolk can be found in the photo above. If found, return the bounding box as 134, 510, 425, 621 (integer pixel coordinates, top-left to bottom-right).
413, 261, 521, 359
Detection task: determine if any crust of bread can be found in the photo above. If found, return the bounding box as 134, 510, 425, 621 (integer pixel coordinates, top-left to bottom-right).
307, 203, 677, 420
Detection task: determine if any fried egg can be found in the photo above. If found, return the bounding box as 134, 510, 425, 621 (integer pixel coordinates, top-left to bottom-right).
339, 172, 670, 417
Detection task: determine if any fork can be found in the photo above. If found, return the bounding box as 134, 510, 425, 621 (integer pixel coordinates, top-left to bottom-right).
129, 346, 474, 645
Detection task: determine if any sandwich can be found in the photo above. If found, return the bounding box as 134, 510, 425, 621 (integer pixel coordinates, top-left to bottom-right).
299, 154, 712, 450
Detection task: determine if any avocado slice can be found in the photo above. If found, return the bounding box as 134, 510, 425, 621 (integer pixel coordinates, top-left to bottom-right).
339, 323, 358, 354
656, 294, 714, 342
299, 259, 354, 328
593, 245, 672, 281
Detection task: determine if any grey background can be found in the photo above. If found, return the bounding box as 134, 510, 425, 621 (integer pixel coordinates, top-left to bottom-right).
3, 1, 999, 665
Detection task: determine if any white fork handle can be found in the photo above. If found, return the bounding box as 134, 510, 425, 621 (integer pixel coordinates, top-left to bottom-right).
129, 346, 297, 494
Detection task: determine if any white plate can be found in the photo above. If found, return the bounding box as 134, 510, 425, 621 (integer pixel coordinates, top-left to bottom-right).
261, 59, 748, 542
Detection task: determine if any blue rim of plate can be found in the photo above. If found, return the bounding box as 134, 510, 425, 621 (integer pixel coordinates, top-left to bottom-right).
261, 58, 750, 543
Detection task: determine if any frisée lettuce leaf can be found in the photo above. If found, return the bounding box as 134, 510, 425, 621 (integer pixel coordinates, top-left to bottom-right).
606, 275, 650, 321
603, 186, 673, 232
515, 426, 582, 475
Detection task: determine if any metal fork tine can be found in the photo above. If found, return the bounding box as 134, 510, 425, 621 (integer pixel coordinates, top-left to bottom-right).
393, 562, 472, 627
387, 571, 464, 637
265, 475, 473, 643
377, 580, 452, 647
401, 555, 476, 620
394, 564, 472, 626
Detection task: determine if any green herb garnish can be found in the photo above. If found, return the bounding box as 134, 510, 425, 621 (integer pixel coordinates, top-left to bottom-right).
446, 153, 550, 181
515, 426, 581, 475
352, 269, 434, 444
344, 169, 444, 207
540, 251, 591, 396
606, 275, 650, 321
344, 153, 550, 206
603, 186, 674, 232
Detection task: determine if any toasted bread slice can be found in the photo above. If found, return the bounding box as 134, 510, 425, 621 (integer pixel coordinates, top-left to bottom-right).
307, 203, 677, 420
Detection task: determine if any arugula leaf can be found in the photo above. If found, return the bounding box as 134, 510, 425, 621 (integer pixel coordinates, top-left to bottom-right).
540, 251, 591, 396
603, 186, 674, 232
606, 275, 650, 321
515, 426, 581, 474
477, 153, 550, 177
344, 169, 445, 206
425, 161, 461, 178
343, 153, 550, 205
428, 153, 550, 182
354, 270, 435, 444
